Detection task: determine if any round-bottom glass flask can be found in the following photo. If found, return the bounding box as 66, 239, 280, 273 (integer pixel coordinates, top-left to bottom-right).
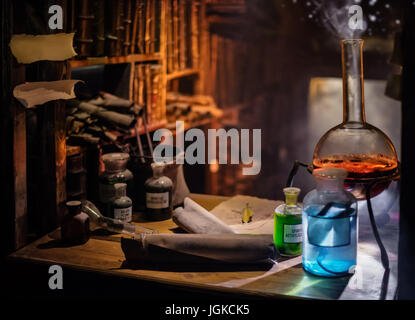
313, 39, 398, 200
302, 168, 358, 277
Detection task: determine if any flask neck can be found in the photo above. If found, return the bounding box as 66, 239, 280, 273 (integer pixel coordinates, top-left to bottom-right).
342, 39, 365, 124
316, 177, 345, 192
106, 168, 123, 174
115, 183, 127, 198
154, 170, 162, 178
152, 163, 165, 179
285, 193, 298, 206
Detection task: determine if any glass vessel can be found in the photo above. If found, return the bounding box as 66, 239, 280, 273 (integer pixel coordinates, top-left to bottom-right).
313, 39, 398, 200
274, 187, 302, 256
98, 153, 134, 216
302, 168, 357, 277
144, 162, 173, 221
110, 183, 133, 222
61, 200, 90, 245
82, 200, 156, 236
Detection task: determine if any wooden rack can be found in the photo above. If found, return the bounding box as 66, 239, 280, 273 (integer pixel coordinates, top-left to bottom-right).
69, 0, 209, 135
3, 0, 215, 252
69, 54, 162, 68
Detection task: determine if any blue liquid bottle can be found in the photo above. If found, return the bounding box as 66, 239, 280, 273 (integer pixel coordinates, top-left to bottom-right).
302, 168, 358, 277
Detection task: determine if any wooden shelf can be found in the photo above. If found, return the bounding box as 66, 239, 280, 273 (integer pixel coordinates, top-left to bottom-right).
124, 120, 167, 139
137, 119, 167, 135
167, 68, 200, 81
168, 117, 217, 135
66, 145, 84, 157
70, 53, 162, 68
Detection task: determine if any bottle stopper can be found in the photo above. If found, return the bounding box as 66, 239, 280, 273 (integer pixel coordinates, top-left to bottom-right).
102, 153, 130, 173
151, 162, 166, 177
66, 200, 82, 215
283, 187, 301, 206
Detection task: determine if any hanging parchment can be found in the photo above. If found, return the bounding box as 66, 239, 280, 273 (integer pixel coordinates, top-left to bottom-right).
9, 33, 77, 64
13, 80, 81, 108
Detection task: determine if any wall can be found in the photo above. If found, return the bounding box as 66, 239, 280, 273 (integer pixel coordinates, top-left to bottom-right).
205, 0, 401, 200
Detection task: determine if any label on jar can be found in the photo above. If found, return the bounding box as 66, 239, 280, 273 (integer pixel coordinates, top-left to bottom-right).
283, 224, 303, 244
307, 216, 350, 247
114, 206, 132, 222
99, 183, 116, 203
146, 192, 169, 209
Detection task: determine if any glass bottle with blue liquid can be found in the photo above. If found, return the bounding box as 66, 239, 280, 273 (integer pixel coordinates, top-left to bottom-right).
302, 168, 358, 277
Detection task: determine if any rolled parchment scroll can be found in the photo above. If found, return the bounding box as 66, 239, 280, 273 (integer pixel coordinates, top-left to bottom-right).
121, 233, 278, 264
172, 198, 236, 234
67, 100, 136, 128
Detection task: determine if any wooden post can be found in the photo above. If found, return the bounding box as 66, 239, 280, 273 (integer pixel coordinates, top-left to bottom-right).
196, 0, 207, 94
54, 100, 68, 226
11, 2, 27, 250
179, 0, 186, 70
204, 117, 220, 195
173, 0, 180, 71
399, 0, 415, 300
12, 95, 28, 249
159, 0, 167, 122
18, 0, 68, 238
190, 0, 200, 70
0, 0, 28, 253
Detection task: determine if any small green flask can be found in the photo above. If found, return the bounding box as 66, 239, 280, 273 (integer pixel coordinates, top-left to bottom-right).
274, 187, 302, 256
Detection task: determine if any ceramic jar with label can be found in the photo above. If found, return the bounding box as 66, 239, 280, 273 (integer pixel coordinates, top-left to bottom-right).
144, 162, 173, 221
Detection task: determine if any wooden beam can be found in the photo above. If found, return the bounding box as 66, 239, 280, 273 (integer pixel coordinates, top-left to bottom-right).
399, 0, 415, 300
19, 0, 69, 237
159, 0, 167, 123
197, 0, 207, 94
8, 0, 27, 251
12, 98, 27, 249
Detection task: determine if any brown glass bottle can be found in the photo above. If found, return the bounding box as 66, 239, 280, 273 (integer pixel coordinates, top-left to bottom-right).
144, 163, 173, 221
98, 153, 134, 216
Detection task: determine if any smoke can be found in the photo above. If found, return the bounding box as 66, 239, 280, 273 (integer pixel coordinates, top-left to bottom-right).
311, 0, 367, 40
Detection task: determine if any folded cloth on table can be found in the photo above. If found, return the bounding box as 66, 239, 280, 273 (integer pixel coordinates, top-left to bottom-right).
121, 233, 279, 264
172, 197, 236, 234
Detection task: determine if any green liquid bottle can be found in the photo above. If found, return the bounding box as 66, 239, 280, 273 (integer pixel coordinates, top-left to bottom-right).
274, 187, 302, 256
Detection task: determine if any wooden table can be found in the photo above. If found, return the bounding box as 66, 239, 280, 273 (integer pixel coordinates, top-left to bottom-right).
7, 194, 398, 300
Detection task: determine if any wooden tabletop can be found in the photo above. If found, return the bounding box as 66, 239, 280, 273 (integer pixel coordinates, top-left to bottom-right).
8, 194, 398, 300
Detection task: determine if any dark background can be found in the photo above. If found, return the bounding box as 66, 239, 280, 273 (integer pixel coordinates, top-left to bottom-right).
204, 0, 402, 200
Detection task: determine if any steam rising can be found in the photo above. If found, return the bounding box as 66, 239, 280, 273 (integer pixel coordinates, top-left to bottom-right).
311, 0, 367, 39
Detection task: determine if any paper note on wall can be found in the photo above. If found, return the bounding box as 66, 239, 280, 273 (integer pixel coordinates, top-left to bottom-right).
9, 33, 77, 64
13, 80, 81, 108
